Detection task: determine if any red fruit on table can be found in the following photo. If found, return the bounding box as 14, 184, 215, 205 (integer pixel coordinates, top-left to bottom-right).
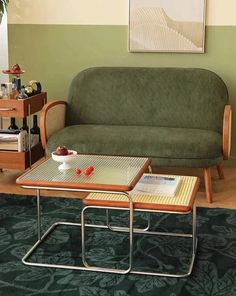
75, 168, 81, 175
84, 168, 92, 176
88, 166, 94, 172
54, 146, 69, 156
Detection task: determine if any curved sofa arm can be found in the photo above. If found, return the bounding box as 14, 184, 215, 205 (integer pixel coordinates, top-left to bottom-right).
40, 100, 67, 149
222, 105, 232, 160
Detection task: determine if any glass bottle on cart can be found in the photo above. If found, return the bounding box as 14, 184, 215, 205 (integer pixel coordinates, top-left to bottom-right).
30, 115, 40, 147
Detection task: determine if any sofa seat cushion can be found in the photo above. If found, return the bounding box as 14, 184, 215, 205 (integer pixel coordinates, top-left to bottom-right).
46, 125, 222, 166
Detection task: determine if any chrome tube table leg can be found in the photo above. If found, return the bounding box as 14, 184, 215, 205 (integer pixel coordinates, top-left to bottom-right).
81, 191, 134, 274
36, 189, 41, 241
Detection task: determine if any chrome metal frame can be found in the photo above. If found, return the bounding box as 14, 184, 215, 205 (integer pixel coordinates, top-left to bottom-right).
106, 209, 151, 232
22, 185, 197, 277
22, 187, 134, 274
82, 204, 197, 277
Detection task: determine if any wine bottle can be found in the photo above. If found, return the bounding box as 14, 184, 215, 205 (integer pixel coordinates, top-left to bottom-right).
8, 118, 19, 130
30, 115, 40, 147
30, 115, 40, 135
12, 77, 21, 91
20, 117, 29, 132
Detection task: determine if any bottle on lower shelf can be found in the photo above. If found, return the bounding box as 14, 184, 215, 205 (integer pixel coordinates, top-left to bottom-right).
8, 117, 19, 130
20, 117, 29, 133
30, 114, 40, 147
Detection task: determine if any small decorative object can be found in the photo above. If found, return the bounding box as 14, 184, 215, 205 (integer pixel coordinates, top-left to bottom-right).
25, 80, 42, 96
54, 145, 69, 156
10, 82, 19, 99
3, 64, 25, 91
16, 86, 28, 99
0, 83, 7, 99
24, 85, 34, 97
5, 82, 12, 95
52, 149, 77, 171
29, 80, 42, 94
2, 63, 25, 75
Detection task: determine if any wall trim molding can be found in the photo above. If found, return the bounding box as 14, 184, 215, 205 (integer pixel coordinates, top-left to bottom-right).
225, 157, 236, 167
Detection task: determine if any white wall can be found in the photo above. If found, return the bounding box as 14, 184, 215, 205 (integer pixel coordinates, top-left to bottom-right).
0, 13, 9, 83
8, 0, 236, 25
0, 13, 9, 128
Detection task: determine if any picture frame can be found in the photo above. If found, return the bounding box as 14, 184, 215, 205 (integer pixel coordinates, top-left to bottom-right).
129, 0, 206, 53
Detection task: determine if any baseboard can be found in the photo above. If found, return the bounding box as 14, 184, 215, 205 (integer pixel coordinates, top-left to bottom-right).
224, 156, 236, 167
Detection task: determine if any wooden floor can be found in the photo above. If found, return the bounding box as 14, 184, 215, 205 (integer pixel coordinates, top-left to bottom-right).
1, 165, 236, 209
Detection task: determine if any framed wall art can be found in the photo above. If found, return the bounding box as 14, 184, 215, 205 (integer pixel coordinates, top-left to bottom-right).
129, 0, 206, 53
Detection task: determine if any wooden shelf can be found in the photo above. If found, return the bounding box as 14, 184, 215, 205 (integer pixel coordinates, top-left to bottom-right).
0, 143, 44, 170
0, 92, 47, 118
0, 92, 47, 169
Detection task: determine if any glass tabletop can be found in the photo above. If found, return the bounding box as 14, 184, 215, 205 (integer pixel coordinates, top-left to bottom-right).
17, 154, 151, 192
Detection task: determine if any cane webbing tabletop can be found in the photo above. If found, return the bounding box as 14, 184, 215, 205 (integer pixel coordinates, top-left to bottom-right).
83, 175, 200, 212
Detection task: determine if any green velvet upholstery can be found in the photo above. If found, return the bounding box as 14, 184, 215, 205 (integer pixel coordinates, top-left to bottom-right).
46, 125, 222, 167
47, 67, 229, 168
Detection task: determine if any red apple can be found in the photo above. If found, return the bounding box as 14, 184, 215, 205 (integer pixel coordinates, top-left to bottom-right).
11, 64, 21, 72
54, 146, 69, 156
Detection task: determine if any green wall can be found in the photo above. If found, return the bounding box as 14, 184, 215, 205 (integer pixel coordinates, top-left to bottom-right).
8, 24, 236, 165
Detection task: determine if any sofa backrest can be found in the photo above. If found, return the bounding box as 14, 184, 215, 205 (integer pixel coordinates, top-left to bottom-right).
66, 67, 229, 133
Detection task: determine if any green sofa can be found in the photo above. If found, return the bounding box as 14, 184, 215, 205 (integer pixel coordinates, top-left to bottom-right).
40, 67, 232, 202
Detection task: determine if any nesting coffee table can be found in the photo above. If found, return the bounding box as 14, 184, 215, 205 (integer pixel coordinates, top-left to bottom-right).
16, 154, 151, 274
16, 154, 199, 277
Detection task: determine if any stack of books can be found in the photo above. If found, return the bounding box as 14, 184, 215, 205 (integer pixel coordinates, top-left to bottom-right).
0, 130, 28, 152
131, 174, 181, 197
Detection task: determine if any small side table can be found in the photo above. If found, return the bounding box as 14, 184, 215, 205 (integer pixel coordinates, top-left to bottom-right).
0, 92, 46, 169
82, 174, 200, 277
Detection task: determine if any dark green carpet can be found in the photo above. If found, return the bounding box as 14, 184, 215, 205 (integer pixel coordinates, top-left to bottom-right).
1, 193, 236, 296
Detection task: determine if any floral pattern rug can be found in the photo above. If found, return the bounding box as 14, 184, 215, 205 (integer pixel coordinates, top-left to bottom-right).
1, 193, 236, 296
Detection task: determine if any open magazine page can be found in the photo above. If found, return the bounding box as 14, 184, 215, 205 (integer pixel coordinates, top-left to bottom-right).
131, 174, 181, 197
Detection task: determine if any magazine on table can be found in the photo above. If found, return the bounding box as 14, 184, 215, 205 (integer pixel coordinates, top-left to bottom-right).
131, 174, 181, 197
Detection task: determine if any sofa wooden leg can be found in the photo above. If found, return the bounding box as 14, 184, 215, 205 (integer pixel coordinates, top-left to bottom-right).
216, 164, 224, 179
203, 167, 213, 203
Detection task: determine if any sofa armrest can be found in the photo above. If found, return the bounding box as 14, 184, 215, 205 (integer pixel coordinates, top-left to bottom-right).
222, 105, 232, 160
40, 100, 67, 149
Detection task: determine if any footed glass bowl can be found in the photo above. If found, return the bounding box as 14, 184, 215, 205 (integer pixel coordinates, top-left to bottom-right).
52, 150, 77, 171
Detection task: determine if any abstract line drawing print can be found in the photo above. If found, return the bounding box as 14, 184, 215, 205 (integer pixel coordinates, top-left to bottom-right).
129, 0, 206, 52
